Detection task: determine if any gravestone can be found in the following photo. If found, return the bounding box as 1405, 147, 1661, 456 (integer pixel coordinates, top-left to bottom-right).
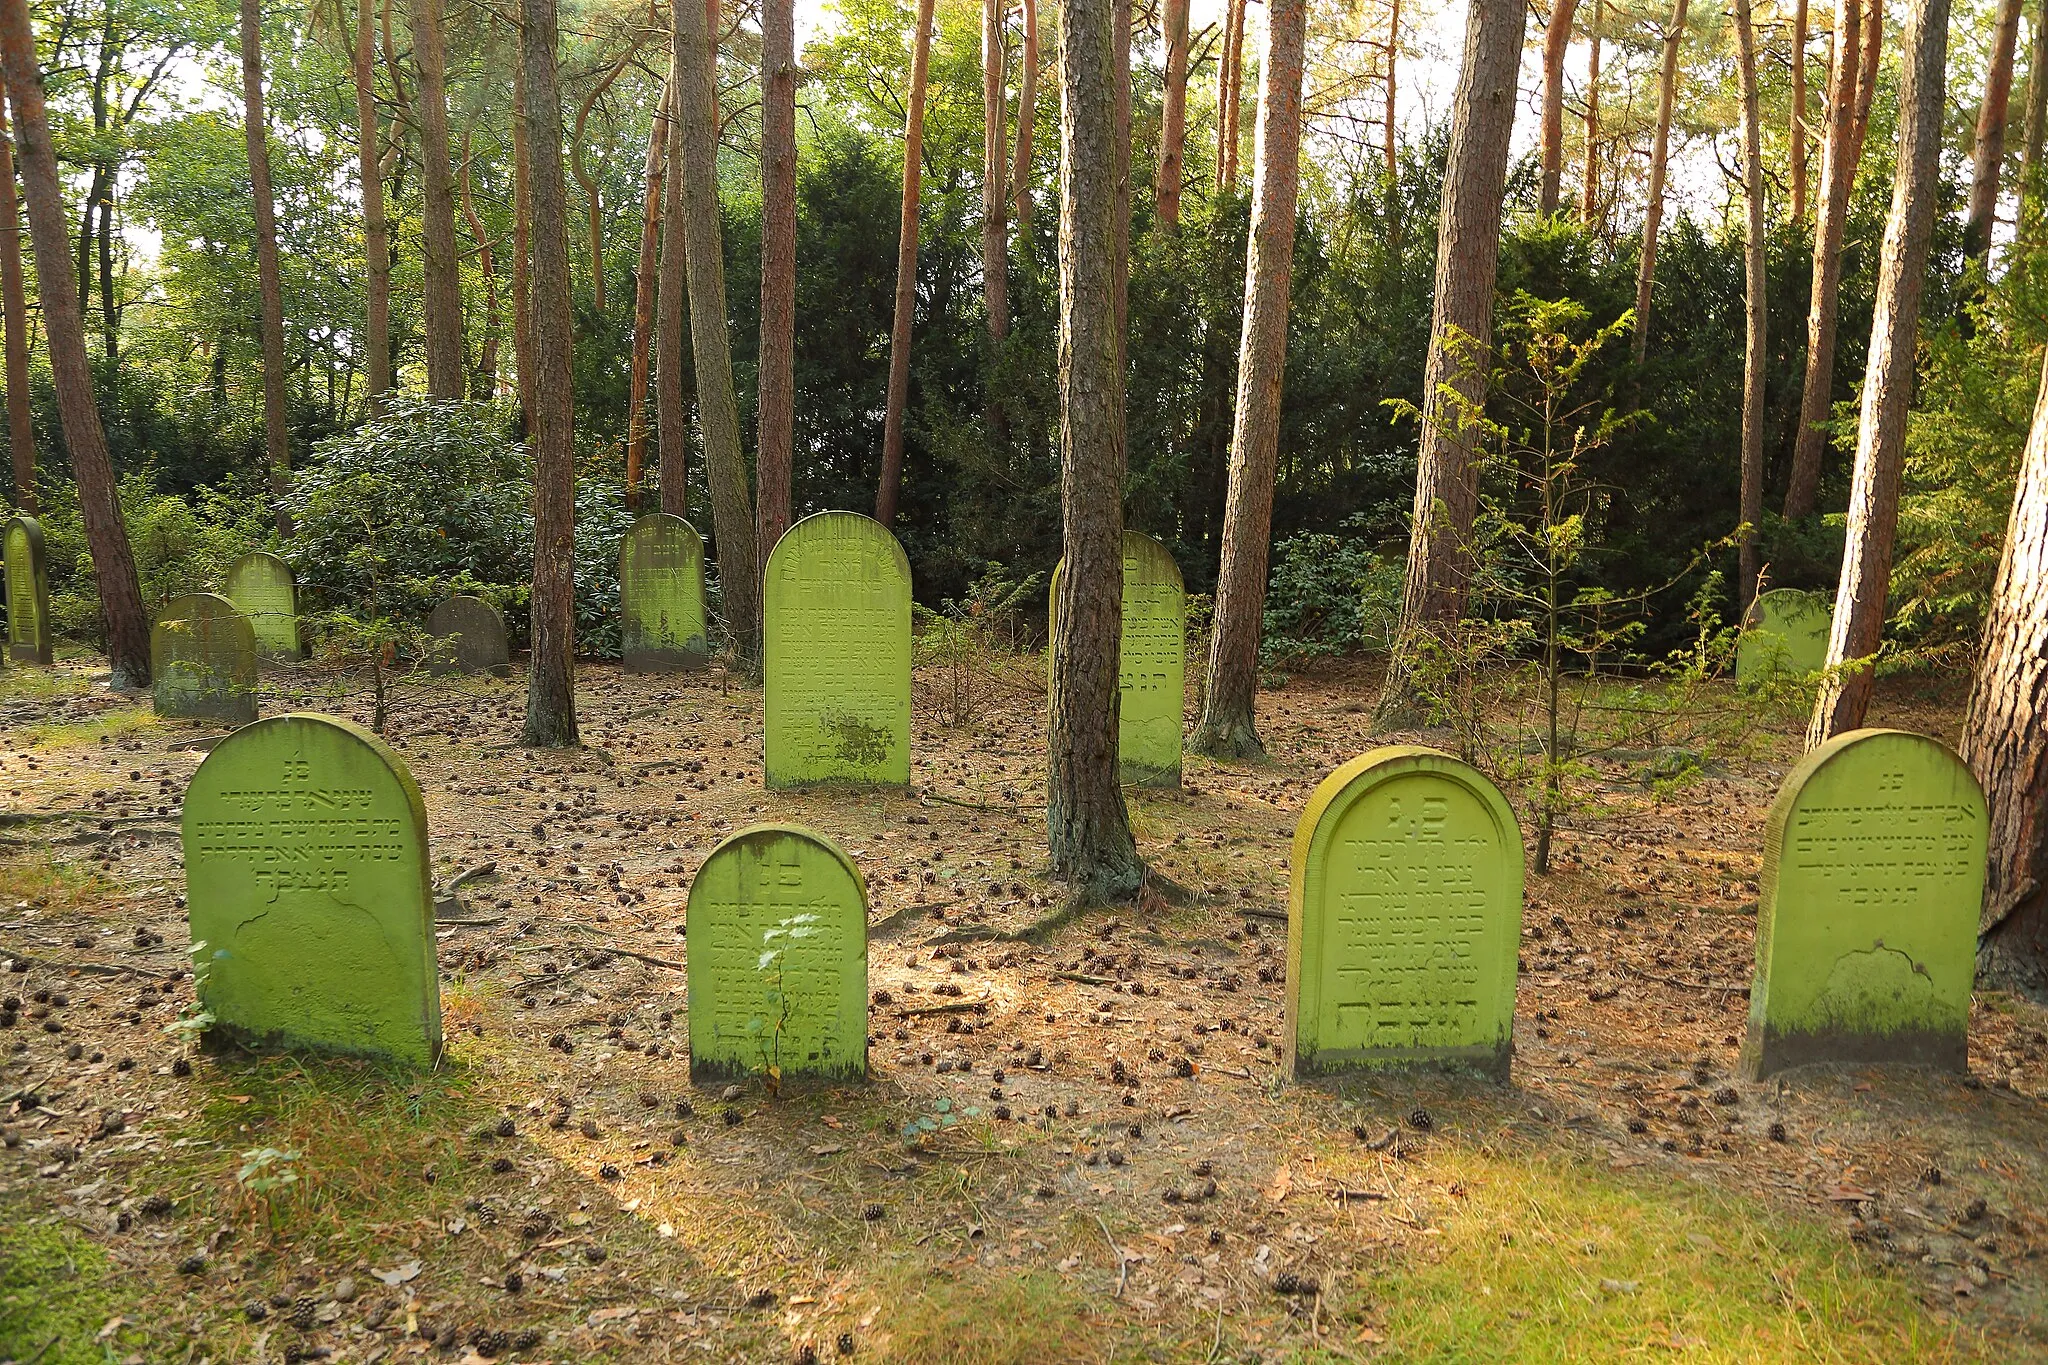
1050, 531, 1186, 786
224, 551, 301, 662
686, 823, 867, 1085
763, 511, 911, 786
4, 515, 51, 665
1736, 588, 1832, 682
426, 594, 511, 676
153, 593, 258, 724
1740, 728, 1985, 1080
183, 713, 440, 1064
1285, 746, 1524, 1081
619, 513, 708, 672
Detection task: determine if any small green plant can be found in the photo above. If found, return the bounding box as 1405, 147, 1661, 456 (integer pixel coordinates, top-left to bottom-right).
748, 913, 821, 1093
913, 562, 1043, 725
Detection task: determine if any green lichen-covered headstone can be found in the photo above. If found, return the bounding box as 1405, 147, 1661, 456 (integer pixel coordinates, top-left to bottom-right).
1740, 729, 1985, 1080
224, 551, 301, 662
763, 511, 911, 787
1736, 588, 1833, 682
687, 823, 867, 1085
183, 713, 440, 1064
153, 593, 258, 724
619, 513, 708, 672
1050, 531, 1186, 786
1286, 746, 1524, 1081
4, 515, 52, 665
426, 594, 511, 676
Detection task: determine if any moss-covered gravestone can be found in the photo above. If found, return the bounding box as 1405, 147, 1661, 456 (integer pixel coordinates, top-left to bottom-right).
619, 513, 708, 672
4, 515, 51, 665
183, 714, 441, 1064
1740, 729, 1985, 1080
1050, 531, 1186, 786
686, 823, 867, 1085
1736, 588, 1832, 682
153, 593, 258, 724
1286, 747, 1524, 1080
225, 551, 301, 662
426, 594, 511, 676
763, 511, 911, 786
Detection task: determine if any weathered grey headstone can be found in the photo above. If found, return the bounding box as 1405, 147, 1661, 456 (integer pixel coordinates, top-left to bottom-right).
224, 551, 301, 662
1050, 531, 1186, 786
1740, 728, 1985, 1080
687, 823, 867, 1085
619, 513, 708, 672
763, 511, 911, 786
4, 515, 52, 665
183, 713, 440, 1064
1736, 588, 1833, 682
426, 594, 511, 676
1286, 746, 1524, 1081
153, 593, 258, 724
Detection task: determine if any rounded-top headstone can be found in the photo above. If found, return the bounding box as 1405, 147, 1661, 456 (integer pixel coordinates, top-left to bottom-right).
224, 551, 301, 661
153, 592, 258, 724
686, 823, 868, 1085
183, 713, 441, 1064
4, 514, 52, 665
763, 511, 912, 787
619, 512, 708, 672
1050, 530, 1186, 787
426, 594, 511, 675
1740, 728, 1985, 1080
1286, 746, 1524, 1081
1736, 588, 1832, 682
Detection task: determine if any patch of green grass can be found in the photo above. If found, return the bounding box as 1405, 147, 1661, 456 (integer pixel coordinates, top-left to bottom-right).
0, 669, 88, 703
866, 1262, 1135, 1364
0, 854, 119, 916
0, 1211, 160, 1363
19, 706, 159, 748
1350, 1150, 1968, 1363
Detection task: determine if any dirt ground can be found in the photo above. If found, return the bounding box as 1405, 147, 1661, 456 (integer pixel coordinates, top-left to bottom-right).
2, 652, 2046, 1364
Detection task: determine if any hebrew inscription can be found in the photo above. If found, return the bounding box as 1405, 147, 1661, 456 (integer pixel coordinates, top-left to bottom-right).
1050, 531, 1186, 786
687, 824, 867, 1084
225, 551, 301, 661
153, 593, 258, 724
183, 713, 441, 1064
619, 513, 708, 672
763, 511, 911, 786
4, 515, 51, 665
1286, 747, 1522, 1080
1741, 728, 1985, 1079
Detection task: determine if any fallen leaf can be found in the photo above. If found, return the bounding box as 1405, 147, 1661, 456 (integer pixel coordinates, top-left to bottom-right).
372, 1260, 422, 1286
1265, 1164, 1293, 1203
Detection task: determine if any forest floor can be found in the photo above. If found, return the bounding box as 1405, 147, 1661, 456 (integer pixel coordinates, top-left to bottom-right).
2, 650, 2045, 1364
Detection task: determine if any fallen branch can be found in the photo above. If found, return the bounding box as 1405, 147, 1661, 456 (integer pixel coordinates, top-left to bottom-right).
442, 862, 499, 893
895, 999, 989, 1019
1054, 972, 1114, 986
1240, 907, 1288, 923
1093, 1211, 1130, 1298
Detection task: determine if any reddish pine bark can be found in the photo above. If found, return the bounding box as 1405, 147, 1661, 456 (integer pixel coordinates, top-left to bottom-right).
512, 27, 533, 428
1968, 0, 2025, 257
1537, 0, 1579, 217
355, 0, 391, 409
1734, 0, 1766, 611
757, 0, 795, 566
1217, 0, 1245, 191
1789, 0, 1809, 222
1630, 0, 1689, 363
655, 44, 688, 517
410, 0, 465, 399
875, 0, 936, 528
1011, 0, 1037, 244
240, 0, 292, 536
1582, 0, 1601, 228
0, 63, 34, 511
1156, 0, 1189, 228
626, 80, 669, 511
983, 0, 1009, 336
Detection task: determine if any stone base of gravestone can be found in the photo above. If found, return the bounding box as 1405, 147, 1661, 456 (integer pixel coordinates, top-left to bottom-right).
1740, 728, 1985, 1080
183, 713, 441, 1064
153, 593, 258, 724
687, 823, 868, 1086
426, 595, 512, 676
1286, 747, 1524, 1082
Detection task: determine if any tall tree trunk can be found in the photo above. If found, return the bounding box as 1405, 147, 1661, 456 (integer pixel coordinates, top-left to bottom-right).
1191, 0, 1307, 761
1383, 0, 1399, 179
656, 45, 688, 516
875, 0, 936, 527
1377, 0, 1527, 721
1734, 0, 1766, 611
1846, 0, 1881, 164
1537, 0, 1579, 217
757, 0, 794, 564
1807, 0, 1950, 746
674, 0, 760, 660
0, 65, 34, 512
1011, 0, 1037, 246
1217, 0, 1246, 192
1789, 0, 1809, 222
519, 0, 578, 747
627, 81, 669, 511
1630, 0, 1689, 363
1112, 0, 1129, 345
240, 0, 292, 538
0, 0, 148, 685
2021, 0, 2048, 223
1961, 348, 2048, 989
983, 0, 1009, 336
1156, 0, 1189, 228
458, 126, 501, 398
356, 0, 392, 409
1969, 0, 2026, 257
411, 0, 465, 399
1582, 0, 1601, 228
1781, 0, 1865, 521
1048, 0, 1142, 901
512, 34, 533, 427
